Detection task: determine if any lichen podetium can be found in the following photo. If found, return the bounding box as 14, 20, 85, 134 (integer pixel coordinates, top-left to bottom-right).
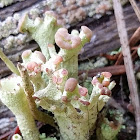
0, 11, 121, 140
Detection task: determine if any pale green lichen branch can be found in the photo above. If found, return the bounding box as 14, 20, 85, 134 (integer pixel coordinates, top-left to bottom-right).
34, 71, 115, 140
19, 11, 61, 59
0, 10, 120, 140
0, 76, 40, 140
96, 110, 123, 140
17, 63, 56, 127
0, 48, 20, 75
21, 50, 47, 91
55, 26, 92, 78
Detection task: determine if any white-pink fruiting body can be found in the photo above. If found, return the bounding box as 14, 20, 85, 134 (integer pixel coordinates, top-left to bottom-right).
22, 50, 32, 59
64, 78, 78, 92
79, 86, 88, 96
55, 28, 81, 50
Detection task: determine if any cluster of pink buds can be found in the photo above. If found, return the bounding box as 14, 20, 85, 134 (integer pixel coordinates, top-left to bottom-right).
78, 85, 90, 105
61, 78, 89, 105
91, 72, 114, 96
42, 55, 63, 74
21, 50, 46, 76
55, 28, 81, 50
22, 50, 32, 59
61, 72, 115, 106
62, 78, 78, 102
22, 49, 64, 76
26, 62, 41, 74
22, 50, 46, 64
52, 69, 68, 91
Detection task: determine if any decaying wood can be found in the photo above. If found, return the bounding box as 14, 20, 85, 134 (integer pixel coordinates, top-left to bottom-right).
78, 2, 140, 61
113, 0, 140, 140
78, 65, 126, 77
0, 105, 16, 139
0, 0, 39, 21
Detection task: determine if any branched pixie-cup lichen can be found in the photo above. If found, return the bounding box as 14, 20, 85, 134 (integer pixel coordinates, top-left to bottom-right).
0, 76, 40, 140
96, 109, 123, 140
0, 11, 119, 140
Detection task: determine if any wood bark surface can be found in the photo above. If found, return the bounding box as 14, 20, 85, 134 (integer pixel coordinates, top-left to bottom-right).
78, 3, 140, 61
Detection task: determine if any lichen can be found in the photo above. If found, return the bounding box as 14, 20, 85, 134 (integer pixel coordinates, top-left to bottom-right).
79, 57, 108, 70
96, 109, 123, 140
0, 9, 120, 140
0, 0, 25, 8
0, 76, 40, 140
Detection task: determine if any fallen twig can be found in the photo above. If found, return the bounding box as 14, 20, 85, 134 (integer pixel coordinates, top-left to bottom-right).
115, 26, 140, 65
113, 0, 140, 140
129, 0, 140, 22
78, 65, 126, 76
115, 53, 123, 65
100, 53, 120, 61
115, 45, 139, 65
17, 63, 56, 127
78, 64, 140, 77
0, 48, 20, 75
129, 27, 140, 47
132, 49, 138, 61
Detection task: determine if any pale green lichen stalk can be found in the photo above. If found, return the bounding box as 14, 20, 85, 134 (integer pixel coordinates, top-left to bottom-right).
0, 48, 20, 75
0, 76, 40, 140
0, 11, 120, 140
19, 11, 61, 60
96, 118, 121, 140
96, 109, 123, 140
